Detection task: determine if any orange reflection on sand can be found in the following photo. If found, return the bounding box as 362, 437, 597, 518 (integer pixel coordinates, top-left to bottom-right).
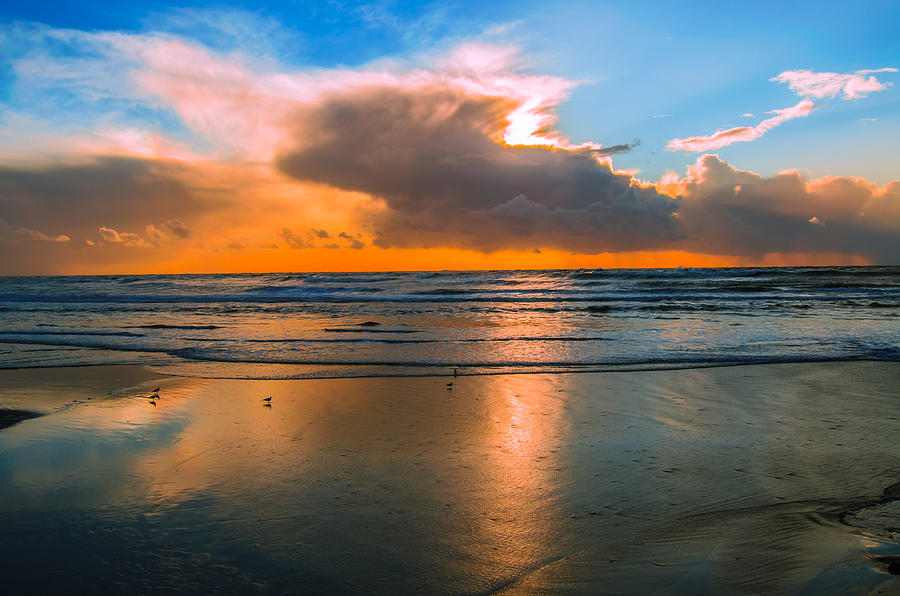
464, 374, 573, 575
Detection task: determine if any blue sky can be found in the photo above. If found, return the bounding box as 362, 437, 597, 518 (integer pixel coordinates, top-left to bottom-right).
2, 0, 898, 182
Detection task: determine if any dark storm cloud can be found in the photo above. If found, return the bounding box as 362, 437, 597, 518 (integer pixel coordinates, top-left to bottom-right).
276, 85, 681, 253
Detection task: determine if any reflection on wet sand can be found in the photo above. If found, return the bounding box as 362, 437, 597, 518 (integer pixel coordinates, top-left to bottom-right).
0, 363, 898, 593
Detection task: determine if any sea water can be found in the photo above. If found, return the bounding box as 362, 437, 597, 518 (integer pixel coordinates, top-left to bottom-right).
0, 266, 897, 378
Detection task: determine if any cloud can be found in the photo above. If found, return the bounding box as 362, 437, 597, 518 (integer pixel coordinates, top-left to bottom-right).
279, 228, 311, 249
142, 221, 190, 244
277, 84, 680, 253
164, 219, 191, 238
590, 139, 640, 157
0, 156, 221, 254
667, 100, 814, 152
335, 231, 365, 249
771, 68, 896, 99
99, 226, 150, 247
0, 226, 70, 243
664, 154, 900, 259
267, 62, 897, 260
1, 25, 898, 269
667, 67, 894, 153
0, 156, 196, 224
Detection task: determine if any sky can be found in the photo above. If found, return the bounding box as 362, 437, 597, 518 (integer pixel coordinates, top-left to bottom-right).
0, 0, 898, 274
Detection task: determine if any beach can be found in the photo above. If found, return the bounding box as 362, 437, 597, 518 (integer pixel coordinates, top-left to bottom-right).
1, 362, 898, 594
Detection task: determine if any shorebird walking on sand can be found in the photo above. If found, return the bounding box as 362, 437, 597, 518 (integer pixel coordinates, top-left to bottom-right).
262, 396, 272, 404
446, 381, 453, 390
152, 387, 160, 392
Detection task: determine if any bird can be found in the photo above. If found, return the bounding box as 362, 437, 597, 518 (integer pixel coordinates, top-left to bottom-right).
453, 368, 458, 377
148, 399, 157, 406
149, 393, 159, 400
446, 381, 453, 389
262, 396, 272, 403
152, 387, 160, 392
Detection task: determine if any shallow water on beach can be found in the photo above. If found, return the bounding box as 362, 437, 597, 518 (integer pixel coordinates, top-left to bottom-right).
0, 362, 898, 593
0, 266, 898, 379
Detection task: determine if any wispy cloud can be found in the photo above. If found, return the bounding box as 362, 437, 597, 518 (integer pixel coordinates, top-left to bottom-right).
667, 67, 895, 153
0, 226, 70, 243
667, 100, 814, 152
771, 68, 896, 99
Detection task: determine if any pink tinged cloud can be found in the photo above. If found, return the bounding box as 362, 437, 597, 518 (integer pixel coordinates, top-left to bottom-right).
770, 68, 897, 99
111, 37, 618, 160
666, 99, 814, 152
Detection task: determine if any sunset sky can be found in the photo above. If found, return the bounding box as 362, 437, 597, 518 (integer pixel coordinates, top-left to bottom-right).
1, 0, 898, 274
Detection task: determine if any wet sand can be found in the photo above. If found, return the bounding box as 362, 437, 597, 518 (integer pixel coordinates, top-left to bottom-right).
0, 362, 898, 594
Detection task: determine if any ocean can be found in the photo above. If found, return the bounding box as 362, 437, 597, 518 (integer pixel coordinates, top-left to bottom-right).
0, 266, 898, 378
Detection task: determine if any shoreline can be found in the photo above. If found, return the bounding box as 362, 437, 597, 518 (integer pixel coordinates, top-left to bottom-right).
1, 355, 897, 381
0, 361, 897, 593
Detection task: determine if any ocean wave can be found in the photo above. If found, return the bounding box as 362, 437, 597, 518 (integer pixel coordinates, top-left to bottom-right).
2, 266, 898, 375
301, 274, 400, 283
322, 328, 422, 333
125, 324, 225, 330
0, 329, 145, 337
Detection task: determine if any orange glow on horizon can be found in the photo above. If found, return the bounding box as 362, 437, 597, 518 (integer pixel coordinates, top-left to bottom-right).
56, 247, 871, 276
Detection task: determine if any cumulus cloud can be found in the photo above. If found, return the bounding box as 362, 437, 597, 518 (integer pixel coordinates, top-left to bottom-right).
771, 68, 896, 99
279, 228, 311, 249
667, 100, 814, 152
334, 232, 366, 249
144, 224, 165, 244
664, 154, 900, 259
278, 227, 367, 248
98, 225, 150, 247
164, 219, 191, 238
277, 85, 680, 252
